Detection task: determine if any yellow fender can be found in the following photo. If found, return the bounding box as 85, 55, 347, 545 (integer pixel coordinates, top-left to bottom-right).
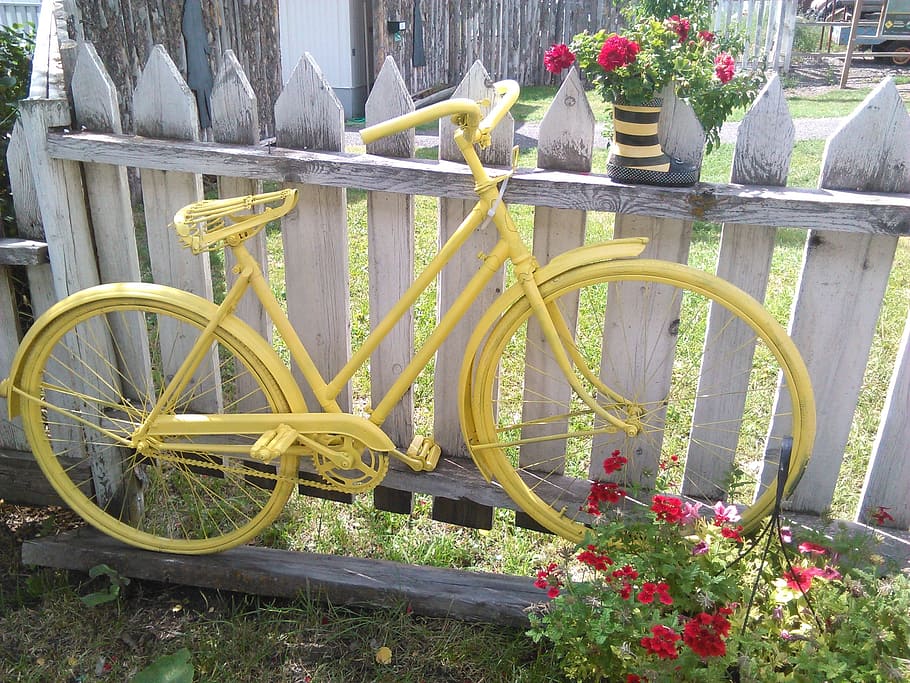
458, 237, 648, 482
2, 282, 308, 420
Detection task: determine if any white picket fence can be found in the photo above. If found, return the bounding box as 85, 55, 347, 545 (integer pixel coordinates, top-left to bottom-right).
1, 17, 909, 540
715, 0, 799, 72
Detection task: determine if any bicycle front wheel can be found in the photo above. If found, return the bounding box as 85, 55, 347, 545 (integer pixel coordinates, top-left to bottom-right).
467, 259, 815, 542
16, 285, 297, 554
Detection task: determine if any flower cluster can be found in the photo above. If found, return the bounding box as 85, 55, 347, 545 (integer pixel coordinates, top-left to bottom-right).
529, 452, 910, 681
543, 1, 763, 151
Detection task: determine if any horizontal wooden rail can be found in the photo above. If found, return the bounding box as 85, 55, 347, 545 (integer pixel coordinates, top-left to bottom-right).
46, 131, 910, 235
0, 237, 49, 266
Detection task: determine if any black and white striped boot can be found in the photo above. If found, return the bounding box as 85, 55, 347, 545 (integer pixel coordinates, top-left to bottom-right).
607, 100, 699, 187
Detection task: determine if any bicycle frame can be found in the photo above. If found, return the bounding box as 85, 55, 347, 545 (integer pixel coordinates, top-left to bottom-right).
123, 80, 640, 471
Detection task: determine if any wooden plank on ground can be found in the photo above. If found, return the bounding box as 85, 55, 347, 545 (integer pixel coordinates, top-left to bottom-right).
21, 529, 543, 627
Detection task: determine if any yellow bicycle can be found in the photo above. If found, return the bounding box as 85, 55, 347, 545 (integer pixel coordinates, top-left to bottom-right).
0, 81, 815, 554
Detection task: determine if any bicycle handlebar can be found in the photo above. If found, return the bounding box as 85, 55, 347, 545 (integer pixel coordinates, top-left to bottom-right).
360, 80, 520, 147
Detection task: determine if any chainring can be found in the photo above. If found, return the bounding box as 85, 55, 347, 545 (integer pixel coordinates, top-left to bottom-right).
310, 435, 389, 494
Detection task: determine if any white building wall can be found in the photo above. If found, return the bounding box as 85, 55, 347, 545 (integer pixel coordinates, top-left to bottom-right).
279, 0, 368, 119
0, 0, 41, 27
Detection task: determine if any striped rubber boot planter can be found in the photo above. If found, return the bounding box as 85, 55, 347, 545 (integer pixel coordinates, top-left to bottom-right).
607, 100, 699, 187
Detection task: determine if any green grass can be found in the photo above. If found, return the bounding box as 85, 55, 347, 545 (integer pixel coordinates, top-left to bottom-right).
0, 572, 558, 682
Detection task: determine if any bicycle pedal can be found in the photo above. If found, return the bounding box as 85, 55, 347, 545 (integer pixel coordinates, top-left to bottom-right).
250, 423, 299, 462
406, 435, 441, 472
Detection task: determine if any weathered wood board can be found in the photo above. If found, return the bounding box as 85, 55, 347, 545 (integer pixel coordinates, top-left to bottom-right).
22, 529, 544, 626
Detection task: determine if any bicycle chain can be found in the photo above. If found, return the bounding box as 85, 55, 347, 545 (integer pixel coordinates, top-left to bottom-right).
141, 448, 387, 494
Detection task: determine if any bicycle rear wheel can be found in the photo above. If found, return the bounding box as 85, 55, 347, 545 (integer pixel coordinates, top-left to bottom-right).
15, 285, 296, 554
467, 259, 815, 541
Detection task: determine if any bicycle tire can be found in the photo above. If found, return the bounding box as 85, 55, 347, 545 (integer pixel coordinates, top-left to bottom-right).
15, 284, 297, 554
466, 259, 815, 541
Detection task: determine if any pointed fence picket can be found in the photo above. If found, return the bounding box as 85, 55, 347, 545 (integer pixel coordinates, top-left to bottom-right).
2, 44, 910, 544
364, 57, 417, 516
686, 75, 794, 498
431, 60, 515, 531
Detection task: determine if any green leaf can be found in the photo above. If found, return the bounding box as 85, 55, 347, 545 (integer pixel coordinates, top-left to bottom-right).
131, 648, 194, 683
80, 589, 120, 606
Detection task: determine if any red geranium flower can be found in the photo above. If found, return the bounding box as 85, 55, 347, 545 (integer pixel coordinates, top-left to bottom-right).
720, 524, 744, 543
666, 15, 691, 43
714, 52, 736, 84
577, 545, 614, 571
682, 611, 731, 658
637, 581, 673, 605
650, 495, 685, 524
586, 480, 627, 514
603, 449, 627, 474
597, 34, 640, 72
534, 562, 563, 598
871, 506, 894, 525
698, 29, 715, 42
640, 624, 680, 660
544, 43, 576, 74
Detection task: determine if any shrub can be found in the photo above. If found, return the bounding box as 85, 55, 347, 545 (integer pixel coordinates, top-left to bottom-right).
1, 22, 35, 235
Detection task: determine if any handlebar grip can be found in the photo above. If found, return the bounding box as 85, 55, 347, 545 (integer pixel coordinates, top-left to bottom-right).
360, 98, 482, 145
477, 80, 519, 140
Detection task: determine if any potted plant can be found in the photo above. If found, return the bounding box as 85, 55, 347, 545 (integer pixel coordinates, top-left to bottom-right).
544, 2, 763, 186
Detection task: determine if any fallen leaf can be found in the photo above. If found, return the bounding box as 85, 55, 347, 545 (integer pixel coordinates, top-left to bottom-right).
375, 646, 392, 664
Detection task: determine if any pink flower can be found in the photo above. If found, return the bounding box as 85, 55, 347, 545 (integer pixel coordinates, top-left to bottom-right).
681, 501, 703, 525
779, 526, 793, 543
714, 52, 736, 84
544, 43, 576, 74
797, 541, 828, 555
698, 29, 715, 42
782, 565, 841, 592
692, 538, 710, 555
712, 501, 741, 525
597, 34, 640, 72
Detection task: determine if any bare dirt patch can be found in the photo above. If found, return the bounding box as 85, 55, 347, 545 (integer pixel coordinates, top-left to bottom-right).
785, 54, 910, 98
